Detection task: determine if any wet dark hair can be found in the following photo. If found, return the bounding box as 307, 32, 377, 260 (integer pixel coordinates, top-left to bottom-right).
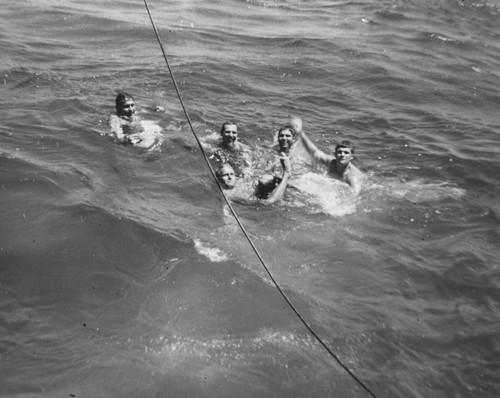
335, 140, 355, 154
219, 121, 238, 135
115, 92, 134, 111
255, 175, 280, 199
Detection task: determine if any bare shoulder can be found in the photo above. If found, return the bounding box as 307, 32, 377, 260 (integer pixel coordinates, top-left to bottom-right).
350, 163, 363, 176
109, 113, 120, 125
347, 163, 364, 192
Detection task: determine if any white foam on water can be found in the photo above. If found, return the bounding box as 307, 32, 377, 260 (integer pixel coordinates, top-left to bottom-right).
375, 178, 467, 203
193, 239, 229, 262
134, 120, 165, 151
291, 172, 357, 216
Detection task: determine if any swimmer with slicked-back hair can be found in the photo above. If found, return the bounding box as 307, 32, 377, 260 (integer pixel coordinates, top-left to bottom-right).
109, 92, 164, 150
293, 116, 363, 193
216, 163, 238, 190
110, 92, 141, 144
115, 92, 136, 119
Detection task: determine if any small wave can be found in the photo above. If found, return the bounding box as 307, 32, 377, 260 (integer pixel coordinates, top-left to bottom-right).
371, 178, 466, 202
244, 0, 291, 9
374, 10, 412, 21
193, 239, 229, 262
429, 33, 458, 43
463, 1, 500, 14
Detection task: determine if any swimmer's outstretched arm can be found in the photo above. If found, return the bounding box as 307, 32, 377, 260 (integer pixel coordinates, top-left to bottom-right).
293, 117, 333, 168
260, 155, 291, 205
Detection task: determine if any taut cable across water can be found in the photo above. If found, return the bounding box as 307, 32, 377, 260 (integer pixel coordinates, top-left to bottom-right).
142, 1, 379, 396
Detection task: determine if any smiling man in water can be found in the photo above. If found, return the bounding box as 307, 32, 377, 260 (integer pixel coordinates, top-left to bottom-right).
209, 121, 252, 176
109, 92, 165, 150
116, 92, 136, 120
109, 92, 144, 145
219, 121, 241, 151
272, 124, 298, 156
215, 121, 253, 156
292, 117, 363, 193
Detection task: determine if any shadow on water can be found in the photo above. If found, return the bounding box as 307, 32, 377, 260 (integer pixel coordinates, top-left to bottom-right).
0, 155, 367, 397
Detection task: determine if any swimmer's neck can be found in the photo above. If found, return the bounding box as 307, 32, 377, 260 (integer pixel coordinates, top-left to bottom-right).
117, 113, 138, 122
221, 140, 240, 151
279, 141, 297, 155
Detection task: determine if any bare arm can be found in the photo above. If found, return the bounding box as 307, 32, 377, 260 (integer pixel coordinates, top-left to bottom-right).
260, 155, 291, 205
346, 164, 364, 194
300, 131, 334, 168
290, 117, 333, 168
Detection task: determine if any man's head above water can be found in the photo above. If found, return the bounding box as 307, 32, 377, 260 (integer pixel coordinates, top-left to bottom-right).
115, 92, 136, 120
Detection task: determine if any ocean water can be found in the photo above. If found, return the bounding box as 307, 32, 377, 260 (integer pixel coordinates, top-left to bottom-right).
1, 0, 500, 397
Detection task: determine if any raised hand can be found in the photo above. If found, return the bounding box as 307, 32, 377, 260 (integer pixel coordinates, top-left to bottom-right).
279, 152, 291, 173
289, 116, 303, 135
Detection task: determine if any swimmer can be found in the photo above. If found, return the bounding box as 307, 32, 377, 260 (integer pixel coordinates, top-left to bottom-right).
219, 121, 248, 152
109, 92, 164, 150
294, 117, 363, 193
109, 92, 142, 144
209, 121, 252, 176
210, 122, 251, 160
216, 163, 238, 189
271, 124, 299, 156
258, 120, 305, 182
216, 154, 291, 205
115, 92, 136, 120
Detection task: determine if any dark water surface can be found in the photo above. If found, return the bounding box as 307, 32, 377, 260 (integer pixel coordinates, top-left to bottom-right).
1, 1, 500, 397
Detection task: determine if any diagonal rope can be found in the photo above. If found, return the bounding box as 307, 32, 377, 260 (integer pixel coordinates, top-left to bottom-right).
142, 1, 378, 397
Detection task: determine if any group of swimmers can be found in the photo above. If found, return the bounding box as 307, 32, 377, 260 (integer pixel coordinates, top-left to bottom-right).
110, 91, 363, 206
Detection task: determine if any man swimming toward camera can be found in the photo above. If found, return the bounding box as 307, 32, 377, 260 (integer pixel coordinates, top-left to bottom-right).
291, 117, 363, 193
109, 92, 164, 150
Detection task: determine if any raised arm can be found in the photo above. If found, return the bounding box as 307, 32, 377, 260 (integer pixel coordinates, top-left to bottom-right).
300, 131, 335, 168
260, 155, 291, 205
290, 116, 333, 168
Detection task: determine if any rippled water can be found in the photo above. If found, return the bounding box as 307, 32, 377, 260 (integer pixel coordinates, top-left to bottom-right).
1, 1, 500, 397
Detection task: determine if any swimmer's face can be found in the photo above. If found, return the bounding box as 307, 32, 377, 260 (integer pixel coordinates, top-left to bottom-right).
218, 166, 236, 189
335, 146, 353, 164
221, 124, 238, 147
277, 128, 294, 151
117, 99, 136, 119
